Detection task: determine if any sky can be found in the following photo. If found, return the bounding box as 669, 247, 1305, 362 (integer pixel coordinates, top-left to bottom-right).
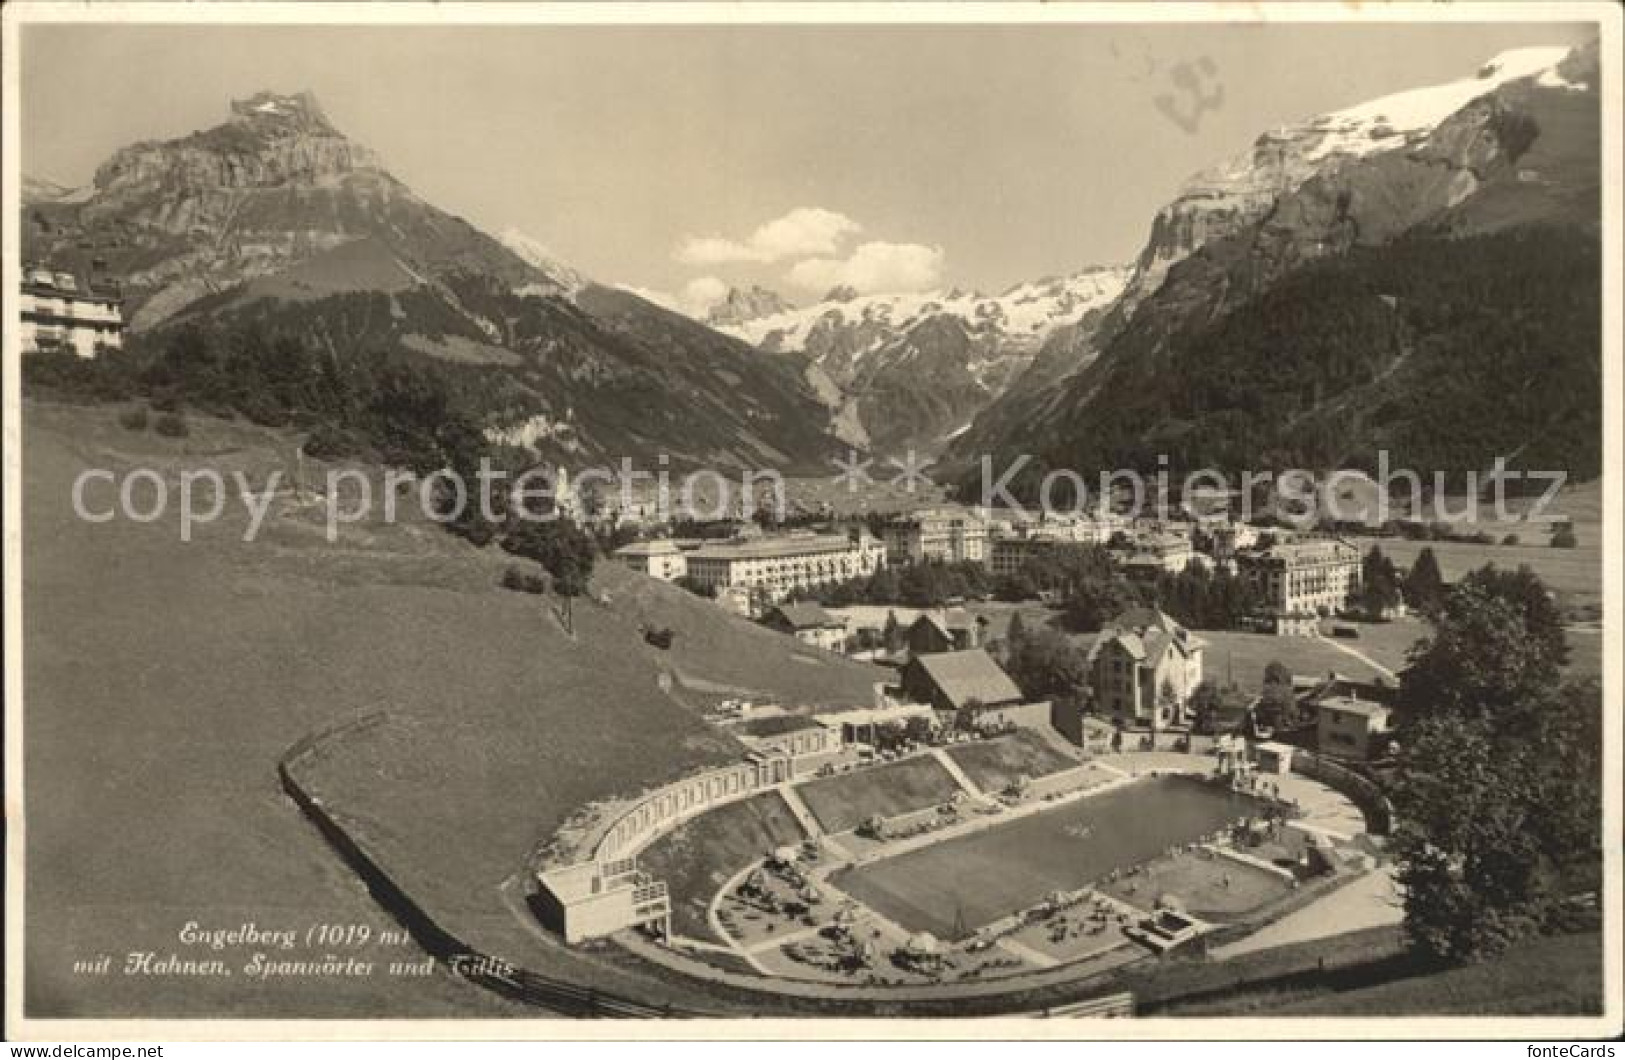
21, 19, 1596, 309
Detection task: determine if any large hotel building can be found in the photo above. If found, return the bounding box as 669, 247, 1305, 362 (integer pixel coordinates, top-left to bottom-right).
1236, 538, 1362, 619
20, 266, 125, 358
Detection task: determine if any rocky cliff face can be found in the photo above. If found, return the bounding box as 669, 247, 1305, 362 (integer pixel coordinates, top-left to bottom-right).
24, 91, 554, 330
92, 93, 382, 208
706, 285, 796, 327
944, 42, 1600, 485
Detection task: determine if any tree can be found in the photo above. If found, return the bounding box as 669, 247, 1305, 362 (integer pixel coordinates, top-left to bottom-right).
1550, 524, 1578, 549
954, 698, 987, 733
1456, 564, 1569, 669
1390, 713, 1553, 962
1405, 547, 1447, 615
1359, 545, 1402, 619
903, 716, 936, 745
881, 610, 904, 653
994, 570, 1040, 602
1390, 570, 1598, 964
1064, 575, 1138, 632
1188, 680, 1221, 734
503, 519, 596, 598
1002, 610, 1029, 664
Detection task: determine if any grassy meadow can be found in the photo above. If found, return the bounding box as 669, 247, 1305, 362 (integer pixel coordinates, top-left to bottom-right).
20, 400, 884, 1017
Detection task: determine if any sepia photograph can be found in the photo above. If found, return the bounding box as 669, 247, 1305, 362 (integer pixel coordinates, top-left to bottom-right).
2, 0, 1619, 1043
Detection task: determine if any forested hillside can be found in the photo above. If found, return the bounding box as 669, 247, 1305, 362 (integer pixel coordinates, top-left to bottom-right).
978, 225, 1600, 498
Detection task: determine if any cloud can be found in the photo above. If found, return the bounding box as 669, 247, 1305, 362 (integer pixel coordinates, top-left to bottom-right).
617, 277, 730, 319
679, 276, 730, 315
786, 241, 945, 295
676, 207, 861, 266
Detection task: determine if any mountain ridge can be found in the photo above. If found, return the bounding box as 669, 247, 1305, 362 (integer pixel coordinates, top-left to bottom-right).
943, 41, 1601, 489
705, 266, 1130, 453
22, 91, 850, 472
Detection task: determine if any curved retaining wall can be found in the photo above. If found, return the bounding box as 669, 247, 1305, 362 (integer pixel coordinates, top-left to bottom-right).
593, 756, 787, 861
279, 712, 696, 1018
1289, 748, 1394, 836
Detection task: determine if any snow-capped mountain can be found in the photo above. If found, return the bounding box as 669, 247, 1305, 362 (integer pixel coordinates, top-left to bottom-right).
717, 269, 1129, 362
943, 41, 1601, 488
706, 268, 1129, 452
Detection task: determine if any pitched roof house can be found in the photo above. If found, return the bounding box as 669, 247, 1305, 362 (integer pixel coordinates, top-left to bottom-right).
1293, 671, 1397, 724
1087, 607, 1205, 728
899, 649, 1024, 714
762, 602, 847, 652
1316, 694, 1392, 761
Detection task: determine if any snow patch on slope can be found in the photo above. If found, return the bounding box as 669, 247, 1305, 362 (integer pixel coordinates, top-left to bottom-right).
500, 228, 587, 297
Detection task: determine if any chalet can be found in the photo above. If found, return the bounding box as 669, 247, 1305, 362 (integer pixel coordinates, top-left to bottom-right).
899, 649, 1047, 731
1087, 607, 1205, 729
762, 602, 847, 652
1294, 671, 1397, 725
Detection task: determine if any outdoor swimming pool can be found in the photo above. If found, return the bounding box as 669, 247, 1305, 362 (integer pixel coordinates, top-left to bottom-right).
828, 774, 1268, 939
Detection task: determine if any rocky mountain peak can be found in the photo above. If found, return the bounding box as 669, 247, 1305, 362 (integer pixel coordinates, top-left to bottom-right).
823, 284, 860, 303
227, 91, 335, 134
27, 88, 568, 330
91, 89, 383, 203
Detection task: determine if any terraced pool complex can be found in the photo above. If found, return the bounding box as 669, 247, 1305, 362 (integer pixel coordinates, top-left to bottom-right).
830, 775, 1269, 939
535, 732, 1376, 995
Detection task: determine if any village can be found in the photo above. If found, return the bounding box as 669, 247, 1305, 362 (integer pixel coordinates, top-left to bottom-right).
513, 483, 1430, 998
605, 497, 1399, 755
